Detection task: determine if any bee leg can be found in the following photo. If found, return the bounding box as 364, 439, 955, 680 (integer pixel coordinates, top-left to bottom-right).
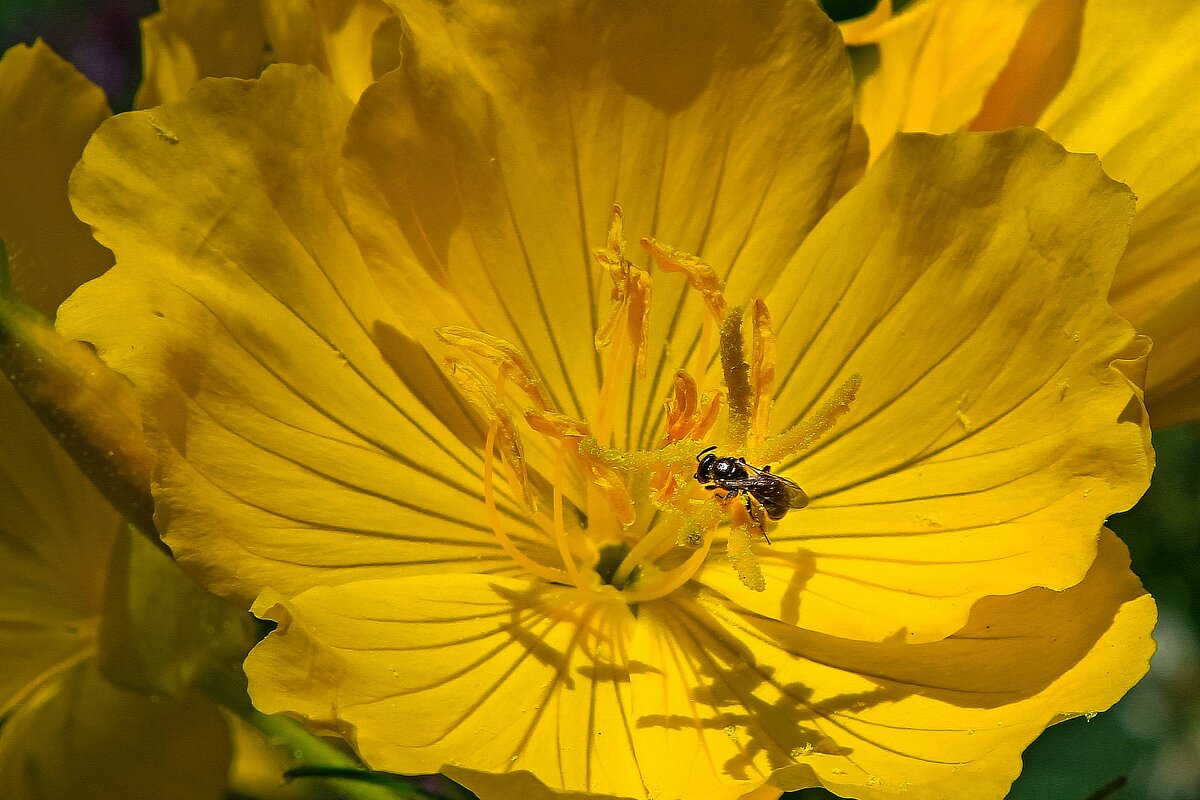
743, 494, 772, 544
761, 465, 773, 473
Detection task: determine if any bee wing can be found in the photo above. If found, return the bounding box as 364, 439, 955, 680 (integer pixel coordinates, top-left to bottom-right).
782, 479, 809, 509
712, 476, 763, 490
741, 463, 810, 509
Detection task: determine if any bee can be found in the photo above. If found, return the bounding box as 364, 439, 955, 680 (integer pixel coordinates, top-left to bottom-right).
694, 446, 809, 537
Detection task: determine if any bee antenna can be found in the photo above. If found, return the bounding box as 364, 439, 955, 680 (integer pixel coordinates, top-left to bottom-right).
697, 445, 717, 461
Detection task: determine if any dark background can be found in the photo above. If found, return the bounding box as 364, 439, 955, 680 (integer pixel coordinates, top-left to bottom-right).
1, 1, 1196, 798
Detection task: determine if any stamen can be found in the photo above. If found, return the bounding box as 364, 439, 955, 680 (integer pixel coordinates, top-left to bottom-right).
658, 372, 720, 447
640, 237, 727, 322
592, 207, 652, 448
720, 306, 753, 449
578, 435, 698, 475
611, 501, 722, 593
437, 326, 552, 411
444, 357, 537, 511
610, 524, 676, 588
525, 410, 636, 528
726, 504, 766, 592
594, 204, 652, 378
593, 203, 630, 345
749, 297, 776, 449
525, 409, 591, 439
694, 312, 715, 387
626, 269, 652, 378
663, 370, 700, 444
592, 323, 630, 446
756, 373, 863, 464
552, 443, 580, 584
621, 524, 718, 604
482, 423, 570, 584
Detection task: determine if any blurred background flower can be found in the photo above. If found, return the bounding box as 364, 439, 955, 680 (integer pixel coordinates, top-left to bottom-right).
1, 1, 1196, 799
0, 0, 153, 110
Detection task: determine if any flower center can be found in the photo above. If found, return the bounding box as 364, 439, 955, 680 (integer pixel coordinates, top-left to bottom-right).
440, 206, 859, 601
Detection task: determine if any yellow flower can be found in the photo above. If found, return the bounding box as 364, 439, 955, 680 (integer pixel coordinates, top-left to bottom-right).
0, 0, 399, 323
844, 0, 1200, 427
136, 0, 401, 107
57, 2, 1156, 798
0, 42, 112, 318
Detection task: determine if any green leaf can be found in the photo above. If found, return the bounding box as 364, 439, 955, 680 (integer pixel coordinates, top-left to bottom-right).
97, 525, 257, 698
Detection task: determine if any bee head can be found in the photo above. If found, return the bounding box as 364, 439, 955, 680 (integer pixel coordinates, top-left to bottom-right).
694, 445, 718, 482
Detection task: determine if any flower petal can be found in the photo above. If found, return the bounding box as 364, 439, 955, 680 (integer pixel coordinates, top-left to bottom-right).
0, 375, 118, 716
652, 529, 1153, 800
343, 0, 853, 445
0, 662, 231, 800
246, 575, 646, 798
138, 0, 402, 108
57, 66, 544, 605
701, 129, 1150, 642
136, 0, 268, 108
969, 0, 1086, 130
0, 42, 111, 317
1030, 0, 1200, 426
851, 0, 1041, 163
259, 0, 401, 102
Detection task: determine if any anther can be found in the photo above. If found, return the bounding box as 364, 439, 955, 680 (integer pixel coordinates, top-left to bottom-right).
640, 237, 727, 322
436, 326, 553, 411
444, 357, 537, 511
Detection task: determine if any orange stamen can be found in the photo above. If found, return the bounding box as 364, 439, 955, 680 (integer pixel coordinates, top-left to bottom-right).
640, 236, 727, 322
437, 326, 553, 411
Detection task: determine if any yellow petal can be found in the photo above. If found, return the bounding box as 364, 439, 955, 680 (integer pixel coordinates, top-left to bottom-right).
701, 129, 1150, 642
136, 0, 269, 108
838, 0, 894, 46
665, 528, 1154, 800
1031, 0, 1200, 426
853, 0, 1041, 163
1127, 281, 1200, 427
0, 663, 231, 800
245, 535, 1150, 799
0, 375, 119, 717
259, 0, 401, 102
58, 66, 540, 605
343, 0, 852, 448
138, 0, 402, 109
246, 575, 646, 798
969, 0, 1086, 130
0, 42, 111, 317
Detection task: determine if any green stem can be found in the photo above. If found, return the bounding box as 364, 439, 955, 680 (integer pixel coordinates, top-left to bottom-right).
0, 240, 161, 549
1082, 776, 1127, 800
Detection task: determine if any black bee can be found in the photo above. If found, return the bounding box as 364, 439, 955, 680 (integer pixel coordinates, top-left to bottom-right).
694, 446, 809, 535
